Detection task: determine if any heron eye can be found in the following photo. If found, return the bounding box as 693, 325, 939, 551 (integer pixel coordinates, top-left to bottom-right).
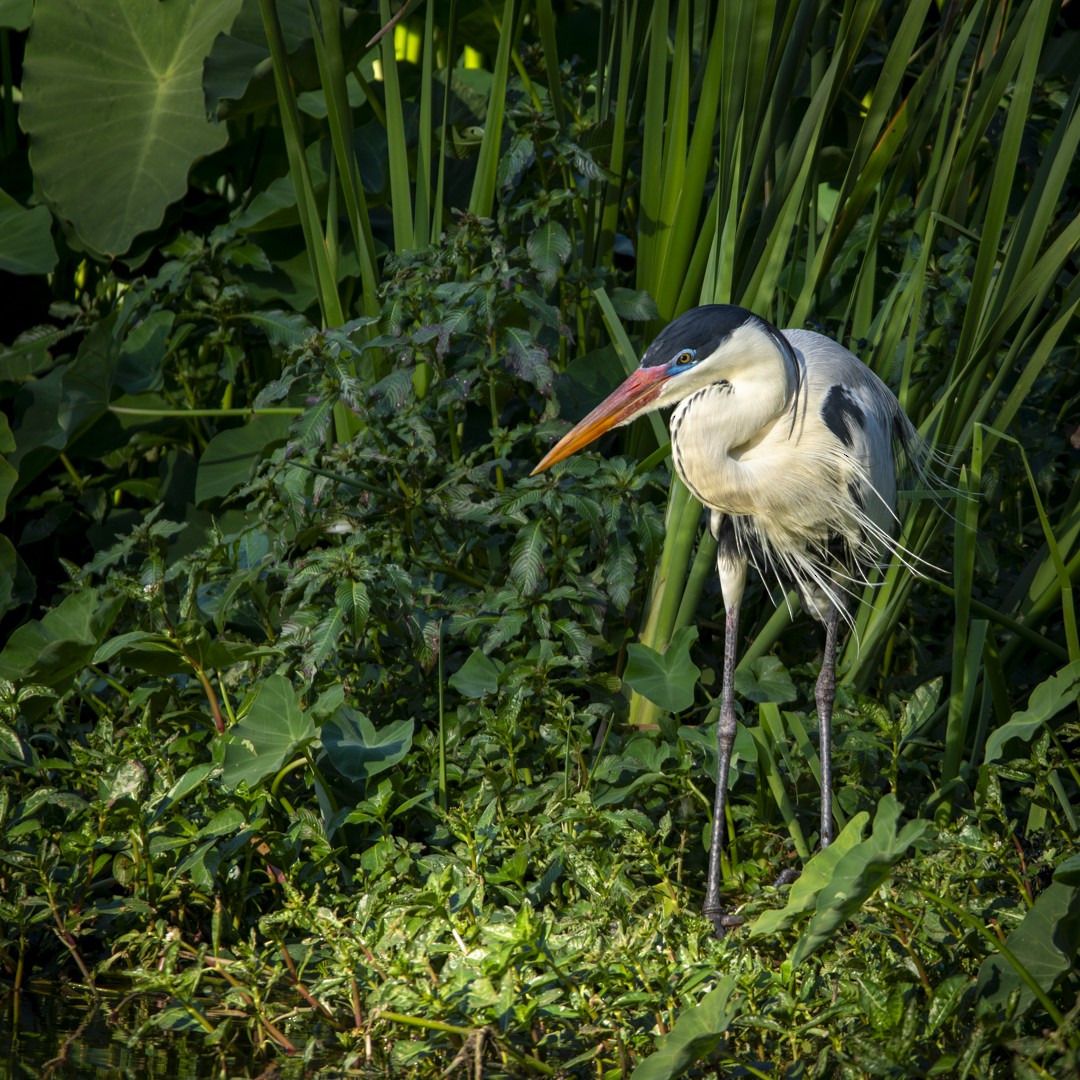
674, 349, 697, 368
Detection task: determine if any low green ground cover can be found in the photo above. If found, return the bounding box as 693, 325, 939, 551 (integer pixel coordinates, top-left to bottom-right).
1, 1, 1078, 1075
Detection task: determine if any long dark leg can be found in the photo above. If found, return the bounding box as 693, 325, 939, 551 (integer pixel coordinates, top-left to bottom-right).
703, 600, 741, 937
815, 603, 841, 847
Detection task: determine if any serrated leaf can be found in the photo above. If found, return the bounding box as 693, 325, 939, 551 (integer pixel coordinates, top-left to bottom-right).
527, 220, 571, 290
351, 581, 370, 635
502, 326, 553, 396
497, 131, 535, 191
901, 676, 943, 742
309, 607, 346, 668
238, 310, 313, 346
552, 618, 591, 660
605, 539, 636, 610
509, 520, 546, 595
608, 287, 660, 321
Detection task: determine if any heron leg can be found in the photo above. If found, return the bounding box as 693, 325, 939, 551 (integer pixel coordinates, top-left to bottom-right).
815, 603, 841, 847
703, 600, 742, 938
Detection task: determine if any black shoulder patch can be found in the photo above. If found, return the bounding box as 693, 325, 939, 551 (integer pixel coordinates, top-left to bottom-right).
821, 384, 865, 449
640, 305, 754, 368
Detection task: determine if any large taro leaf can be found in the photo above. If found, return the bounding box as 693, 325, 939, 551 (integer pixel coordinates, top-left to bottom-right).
734, 655, 798, 704
195, 414, 292, 504
0, 0, 32, 30
221, 674, 316, 791
0, 536, 34, 620
9, 314, 119, 491
449, 648, 505, 698
21, 0, 243, 256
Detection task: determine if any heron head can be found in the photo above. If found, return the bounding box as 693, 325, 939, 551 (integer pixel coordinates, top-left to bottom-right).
532, 304, 781, 474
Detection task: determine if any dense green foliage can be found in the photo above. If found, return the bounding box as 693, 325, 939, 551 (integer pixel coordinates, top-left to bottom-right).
1, 0, 1079, 1076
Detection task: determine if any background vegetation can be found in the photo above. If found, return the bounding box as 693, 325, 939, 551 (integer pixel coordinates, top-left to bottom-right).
1, 0, 1078, 1075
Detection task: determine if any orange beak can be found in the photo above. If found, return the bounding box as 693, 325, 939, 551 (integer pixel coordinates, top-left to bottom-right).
531, 365, 671, 475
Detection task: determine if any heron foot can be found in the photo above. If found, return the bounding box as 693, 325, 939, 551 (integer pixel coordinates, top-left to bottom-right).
703, 904, 745, 940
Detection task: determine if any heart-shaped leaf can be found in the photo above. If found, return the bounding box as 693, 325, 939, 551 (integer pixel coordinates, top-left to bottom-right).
320, 708, 413, 785
22, 0, 244, 255
624, 625, 701, 713
222, 675, 316, 791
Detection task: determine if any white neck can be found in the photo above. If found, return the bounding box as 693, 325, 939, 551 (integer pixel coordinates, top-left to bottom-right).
664, 325, 802, 514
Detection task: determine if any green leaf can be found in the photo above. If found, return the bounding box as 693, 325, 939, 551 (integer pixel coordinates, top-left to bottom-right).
0, 189, 58, 275
0, 535, 35, 620
623, 626, 701, 713
608, 287, 659, 322
196, 414, 292, 503
116, 310, 173, 394
202, 0, 371, 118
502, 327, 552, 396
629, 977, 740, 1080
746, 812, 870, 938
94, 632, 204, 677
0, 721, 27, 763
0, 0, 33, 30
0, 588, 122, 688
975, 878, 1080, 1019
734, 655, 798, 704
526, 220, 571, 290
166, 763, 216, 802
21, 0, 244, 255
197, 807, 247, 838
237, 309, 314, 347
1053, 854, 1080, 887
984, 660, 1080, 763
221, 674, 316, 791
790, 795, 930, 967
509, 520, 546, 594
449, 649, 505, 698
176, 840, 221, 893
319, 708, 413, 785
8, 315, 119, 488
104, 760, 149, 804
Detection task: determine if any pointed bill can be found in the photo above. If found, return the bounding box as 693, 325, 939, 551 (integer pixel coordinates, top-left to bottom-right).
531, 366, 670, 475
